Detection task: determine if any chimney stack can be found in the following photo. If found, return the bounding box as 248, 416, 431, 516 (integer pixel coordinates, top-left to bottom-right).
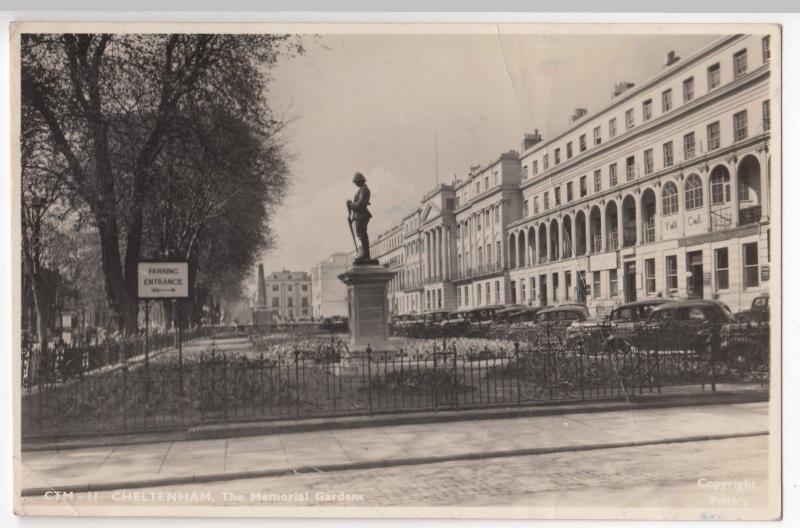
665, 50, 680, 67
571, 108, 588, 122
522, 129, 542, 151
613, 81, 636, 97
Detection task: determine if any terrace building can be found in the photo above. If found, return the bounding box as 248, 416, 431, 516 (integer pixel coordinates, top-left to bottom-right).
453, 151, 525, 310
399, 208, 424, 314
336, 34, 774, 317
508, 34, 772, 315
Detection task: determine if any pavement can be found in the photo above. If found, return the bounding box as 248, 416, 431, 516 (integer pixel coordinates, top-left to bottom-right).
19, 401, 770, 497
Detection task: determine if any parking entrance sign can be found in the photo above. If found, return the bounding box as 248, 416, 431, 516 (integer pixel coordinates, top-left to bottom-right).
137, 262, 189, 299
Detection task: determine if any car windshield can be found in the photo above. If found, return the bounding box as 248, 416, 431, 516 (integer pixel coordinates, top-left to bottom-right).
753, 297, 768, 308
613, 307, 633, 321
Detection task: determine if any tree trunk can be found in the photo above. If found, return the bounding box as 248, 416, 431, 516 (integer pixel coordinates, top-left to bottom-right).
96, 219, 135, 335
30, 275, 49, 376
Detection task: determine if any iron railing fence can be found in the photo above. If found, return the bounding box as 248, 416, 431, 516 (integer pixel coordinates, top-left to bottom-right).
20, 330, 205, 388
22, 324, 769, 438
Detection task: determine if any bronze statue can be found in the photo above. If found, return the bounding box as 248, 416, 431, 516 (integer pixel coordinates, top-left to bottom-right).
347, 172, 373, 263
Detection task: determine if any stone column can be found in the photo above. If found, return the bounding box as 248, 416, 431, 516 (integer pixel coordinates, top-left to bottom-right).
438, 226, 444, 280
425, 231, 431, 280
634, 192, 642, 246
655, 183, 663, 242
600, 201, 607, 252
729, 157, 740, 227
435, 228, 440, 279
678, 175, 686, 238
758, 148, 769, 222
570, 216, 576, 259
584, 206, 591, 255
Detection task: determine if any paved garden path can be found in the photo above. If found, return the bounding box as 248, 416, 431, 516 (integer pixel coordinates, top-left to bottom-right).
20, 401, 769, 495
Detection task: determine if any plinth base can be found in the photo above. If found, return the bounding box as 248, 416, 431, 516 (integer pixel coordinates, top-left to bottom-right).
338, 263, 397, 353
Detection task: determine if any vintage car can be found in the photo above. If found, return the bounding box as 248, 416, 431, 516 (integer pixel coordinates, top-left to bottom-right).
492, 305, 527, 326
508, 306, 544, 327
737, 292, 770, 324
533, 304, 591, 328
628, 299, 768, 364
441, 310, 470, 336
465, 304, 504, 329
522, 304, 591, 348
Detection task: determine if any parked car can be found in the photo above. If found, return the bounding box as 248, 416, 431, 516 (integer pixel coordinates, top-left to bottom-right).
492, 305, 527, 326
639, 299, 743, 359
531, 304, 590, 348
465, 304, 504, 331
737, 292, 770, 324
508, 306, 544, 327
534, 304, 590, 328
609, 299, 671, 329
442, 310, 470, 335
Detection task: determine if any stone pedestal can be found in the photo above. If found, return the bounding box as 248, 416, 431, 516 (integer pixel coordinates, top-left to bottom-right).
251, 308, 274, 326
338, 264, 396, 354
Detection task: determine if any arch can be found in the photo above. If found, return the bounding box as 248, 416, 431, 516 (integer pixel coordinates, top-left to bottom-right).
641, 188, 657, 243
662, 181, 679, 215
737, 153, 761, 205
575, 210, 587, 256
589, 205, 602, 253
562, 215, 573, 258
508, 232, 517, 269
517, 229, 526, 268
684, 173, 703, 210
537, 223, 547, 264
549, 218, 560, 260
710, 165, 731, 205
621, 194, 637, 247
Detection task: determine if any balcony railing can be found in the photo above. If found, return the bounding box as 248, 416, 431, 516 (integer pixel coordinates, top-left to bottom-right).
590, 234, 602, 253
608, 231, 619, 250
739, 205, 762, 225
644, 222, 656, 243
623, 226, 637, 247
402, 280, 423, 292
423, 274, 444, 285
452, 262, 506, 280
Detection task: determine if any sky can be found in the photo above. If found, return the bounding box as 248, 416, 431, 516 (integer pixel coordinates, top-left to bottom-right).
256, 31, 720, 284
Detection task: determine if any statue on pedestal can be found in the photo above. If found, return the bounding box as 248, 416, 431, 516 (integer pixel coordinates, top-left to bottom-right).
347, 172, 376, 264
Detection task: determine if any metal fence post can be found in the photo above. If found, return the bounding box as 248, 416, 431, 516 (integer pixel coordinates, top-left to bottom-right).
294, 348, 301, 416
366, 345, 373, 415
222, 352, 229, 420
710, 334, 718, 392
514, 341, 521, 405
451, 345, 458, 408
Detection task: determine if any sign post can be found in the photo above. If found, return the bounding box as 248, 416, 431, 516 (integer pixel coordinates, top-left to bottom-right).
137, 261, 190, 394
144, 300, 149, 366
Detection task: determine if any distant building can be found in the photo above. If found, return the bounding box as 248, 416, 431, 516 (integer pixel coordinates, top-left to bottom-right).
263, 269, 312, 320
310, 252, 349, 319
